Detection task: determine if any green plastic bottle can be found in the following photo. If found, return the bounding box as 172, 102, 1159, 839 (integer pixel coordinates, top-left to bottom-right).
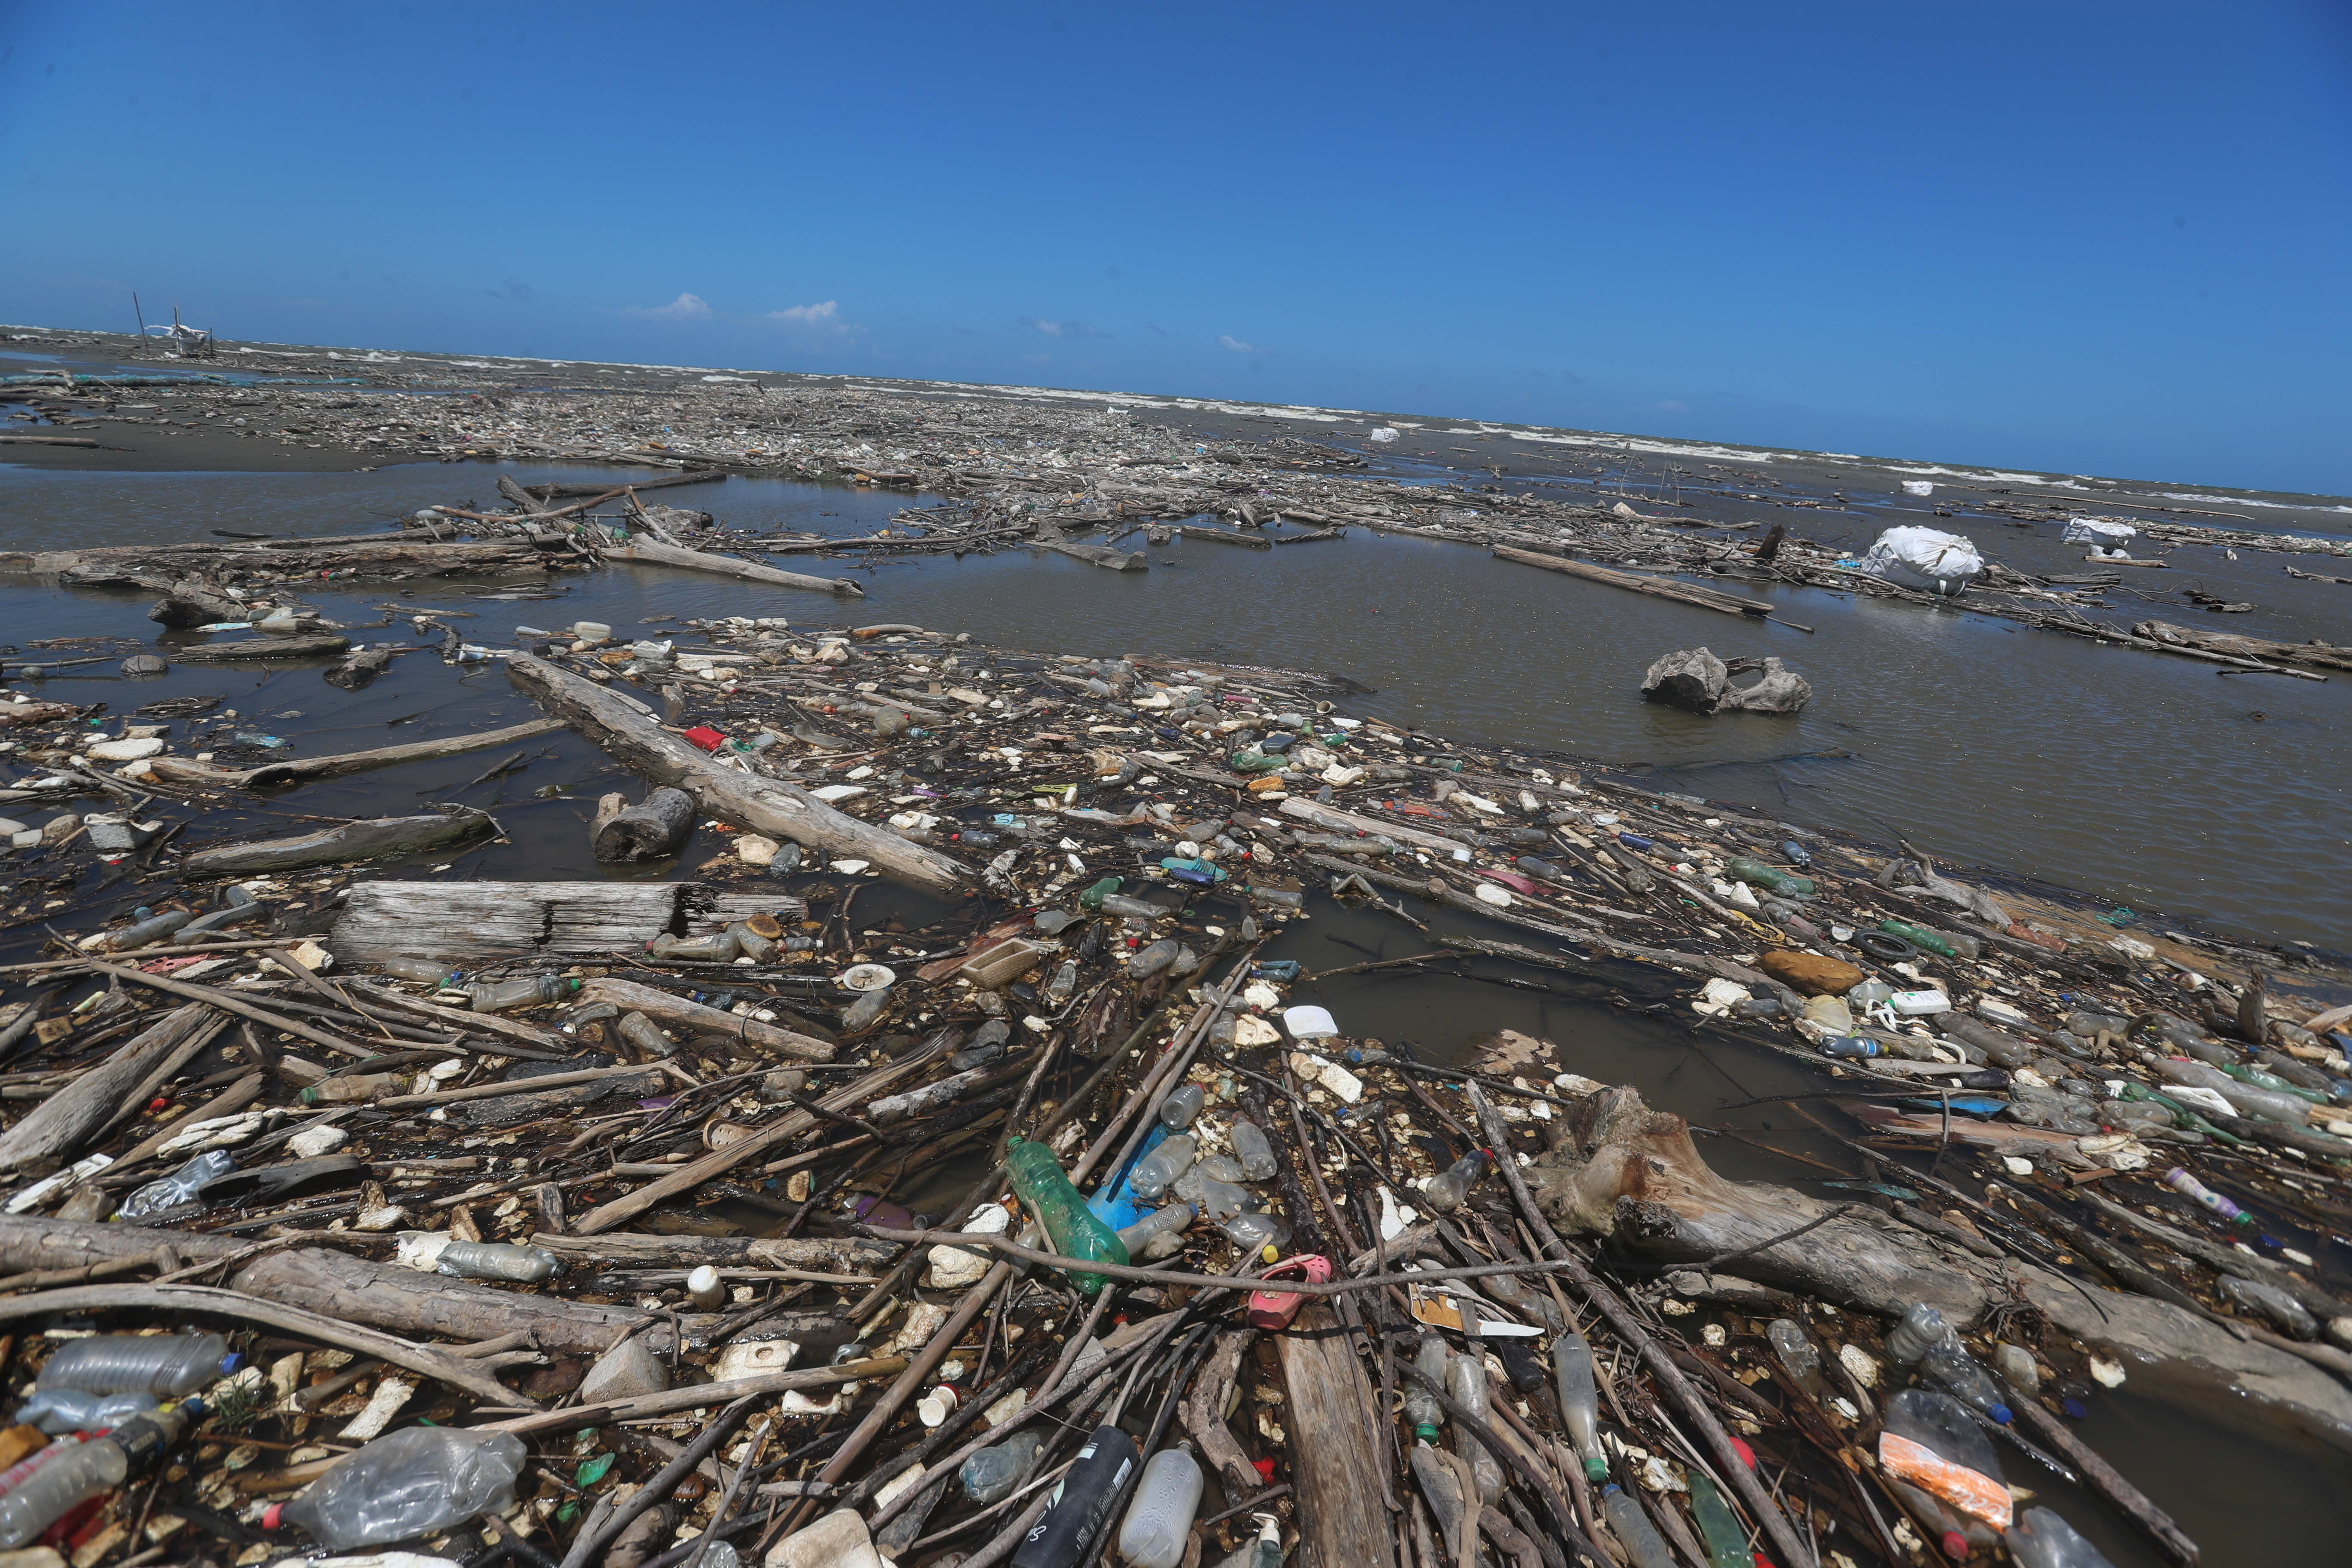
1079, 877, 1122, 911
1725, 859, 1814, 897
1004, 1137, 1130, 1295
1685, 1473, 1755, 1568
1878, 919, 1957, 959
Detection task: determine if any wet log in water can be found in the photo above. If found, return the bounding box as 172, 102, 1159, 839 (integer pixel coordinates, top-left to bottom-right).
181, 808, 497, 875
151, 717, 559, 790
609, 536, 864, 597
593, 786, 697, 861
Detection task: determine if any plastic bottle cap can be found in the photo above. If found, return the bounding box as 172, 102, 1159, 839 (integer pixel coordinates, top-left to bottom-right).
262, 1504, 284, 1531
1991, 1404, 2012, 1424
1414, 1424, 1438, 1442
1940, 1530, 1967, 1560
1584, 1456, 1609, 1482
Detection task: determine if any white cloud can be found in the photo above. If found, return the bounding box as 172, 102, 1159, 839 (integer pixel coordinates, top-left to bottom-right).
1218, 334, 1274, 355
622, 292, 713, 322
1022, 316, 1107, 339
769, 300, 840, 325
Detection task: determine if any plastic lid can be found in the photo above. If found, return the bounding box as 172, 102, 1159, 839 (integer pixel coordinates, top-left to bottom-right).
1414, 1424, 1438, 1442
1991, 1403, 2012, 1424
1940, 1530, 1967, 1560
1583, 1456, 1610, 1482
262, 1503, 284, 1531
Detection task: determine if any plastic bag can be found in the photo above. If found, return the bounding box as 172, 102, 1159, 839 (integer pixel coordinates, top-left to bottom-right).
2060, 517, 2136, 548
1859, 527, 1984, 596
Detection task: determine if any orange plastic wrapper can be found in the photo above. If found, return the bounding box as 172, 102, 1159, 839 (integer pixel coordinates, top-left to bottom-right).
1878, 1431, 2012, 1529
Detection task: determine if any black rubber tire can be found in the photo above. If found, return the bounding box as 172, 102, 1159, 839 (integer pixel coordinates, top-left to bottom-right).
1856, 931, 1918, 963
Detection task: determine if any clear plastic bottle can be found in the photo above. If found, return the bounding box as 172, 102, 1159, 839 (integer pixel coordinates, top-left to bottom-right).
960, 1430, 1045, 1504
842, 988, 891, 1033
1879, 1388, 2007, 1530
398, 1233, 561, 1284
1005, 1137, 1130, 1295
118, 1150, 236, 1221
1116, 1442, 1204, 1568
1687, 1472, 1754, 1568
728, 922, 779, 964
13, 1387, 157, 1435
381, 955, 456, 985
1100, 894, 1162, 919
1767, 1319, 1834, 1404
1127, 1136, 1197, 1201
274, 1427, 528, 1551
647, 931, 739, 963
1446, 1352, 1504, 1502
618, 1011, 675, 1059
1130, 940, 1180, 977
0, 1400, 199, 1547
1918, 1338, 2013, 1423
1885, 1302, 1948, 1365
1158, 1084, 1205, 1130
1116, 1204, 1195, 1257
1405, 1337, 1451, 1441
1170, 1169, 1248, 1223
1011, 1424, 1139, 1568
2007, 1506, 2119, 1568
1216, 1212, 1290, 1253
36, 1334, 231, 1400
1422, 1151, 1488, 1213
1602, 1485, 1678, 1568
465, 974, 580, 1013
1553, 1329, 1608, 1481
1047, 961, 1079, 1006
1229, 1119, 1277, 1180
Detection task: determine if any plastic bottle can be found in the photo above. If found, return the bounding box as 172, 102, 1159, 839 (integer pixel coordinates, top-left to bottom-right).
464, 974, 579, 1013
1046, 960, 1079, 1006
1004, 1137, 1131, 1295
1216, 1212, 1290, 1253
1011, 1424, 1140, 1568
2163, 1167, 2255, 1225
104, 910, 193, 952
617, 1011, 674, 1060
842, 988, 891, 1033
961, 1430, 1046, 1504
14, 1388, 158, 1435
1918, 1338, 2012, 1423
1687, 1472, 1755, 1568
1130, 940, 1180, 977
1127, 1136, 1197, 1202
1421, 1151, 1488, 1213
1991, 1343, 2040, 1394
402, 1234, 561, 1284
1116, 1204, 1196, 1257
299, 1070, 406, 1106
0, 1401, 199, 1548
1117, 1442, 1204, 1568
1879, 1388, 2008, 1530
381, 955, 456, 985
1159, 1084, 1206, 1130
1552, 1329, 1608, 1481
1404, 1338, 1451, 1440
1229, 1120, 1277, 1180
1766, 1319, 1834, 1403
274, 1427, 528, 1551
647, 931, 740, 963
2007, 1506, 2119, 1568
1726, 859, 1814, 897
1886, 1302, 1948, 1365
36, 1335, 230, 1401
728, 921, 779, 964
1446, 1352, 1504, 1501
1102, 894, 1163, 919
1243, 1512, 1282, 1568
118, 1150, 236, 1221
1820, 1036, 1882, 1059
1602, 1485, 1677, 1568
1170, 1169, 1249, 1223
1879, 919, 1958, 959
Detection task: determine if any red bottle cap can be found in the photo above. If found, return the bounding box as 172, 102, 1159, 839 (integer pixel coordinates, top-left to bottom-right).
1729, 1436, 1756, 1470
1941, 1530, 1967, 1560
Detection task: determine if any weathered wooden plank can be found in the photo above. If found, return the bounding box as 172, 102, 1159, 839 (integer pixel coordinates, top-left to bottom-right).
328, 880, 686, 966
1275, 1302, 1398, 1568
181, 810, 497, 875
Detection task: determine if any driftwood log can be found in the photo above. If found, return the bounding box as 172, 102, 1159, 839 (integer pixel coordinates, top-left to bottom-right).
1493, 544, 1771, 617
180, 633, 352, 662
579, 976, 834, 1063
593, 786, 697, 861
0, 1004, 226, 1172
322, 646, 401, 689
1275, 1301, 1397, 1568
151, 717, 560, 790
508, 652, 966, 895
609, 537, 863, 597
181, 809, 498, 876
329, 880, 697, 966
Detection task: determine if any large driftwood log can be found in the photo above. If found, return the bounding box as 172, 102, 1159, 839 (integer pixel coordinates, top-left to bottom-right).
1493, 545, 1771, 617
150, 717, 560, 790
2134, 620, 2352, 674
0, 1005, 224, 1172
507, 653, 967, 895
579, 976, 833, 1062
182, 809, 498, 876
328, 880, 690, 966
531, 1232, 896, 1272
609, 537, 864, 597
593, 787, 696, 861
180, 633, 352, 662
1275, 1302, 1397, 1568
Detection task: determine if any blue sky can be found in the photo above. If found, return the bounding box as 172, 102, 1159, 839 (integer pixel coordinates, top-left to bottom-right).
3, 2, 2349, 495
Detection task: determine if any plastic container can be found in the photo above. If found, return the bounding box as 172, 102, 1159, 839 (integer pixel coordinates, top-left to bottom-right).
1127, 1136, 1197, 1201
1602, 1485, 1678, 1568
1159, 1084, 1206, 1130
1880, 1388, 2007, 1529
961, 1430, 1045, 1504
1404, 1337, 1451, 1440
118, 1150, 236, 1221
1886, 1302, 1948, 1365
1421, 1151, 1488, 1213
1229, 1120, 1277, 1180
0, 1401, 198, 1548
572, 621, 613, 643
381, 956, 455, 985
1171, 1169, 1249, 1223
275, 1427, 527, 1551
14, 1387, 158, 1435
1446, 1352, 1504, 1501
2162, 1167, 2254, 1225
36, 1335, 230, 1401
1888, 990, 1952, 1017
398, 1233, 561, 1283
299, 1072, 401, 1106
1046, 960, 1079, 1005
464, 974, 579, 1013
1005, 1137, 1130, 1295
2007, 1506, 2119, 1568
1847, 979, 1895, 1008
1919, 1338, 2012, 1423
1281, 1005, 1339, 1041
1011, 1424, 1139, 1568
1116, 1442, 1204, 1568
1553, 1330, 1608, 1481
1726, 859, 1814, 897
1687, 1472, 1755, 1568
1130, 940, 1181, 977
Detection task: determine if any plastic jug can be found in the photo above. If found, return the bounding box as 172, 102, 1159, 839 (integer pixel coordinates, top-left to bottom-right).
1115, 1443, 1203, 1568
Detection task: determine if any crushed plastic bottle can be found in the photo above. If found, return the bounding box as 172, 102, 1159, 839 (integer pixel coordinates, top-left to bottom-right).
961, 1430, 1046, 1504
1116, 1442, 1204, 1568
1127, 1136, 1197, 1201
35, 1333, 232, 1400
273, 1426, 528, 1551
1553, 1329, 1608, 1481
1602, 1485, 1678, 1568
118, 1149, 236, 1221
0, 1400, 200, 1548
2006, 1506, 2119, 1568
14, 1387, 159, 1435
1421, 1150, 1488, 1213
1005, 1136, 1130, 1295
1229, 1118, 1277, 1180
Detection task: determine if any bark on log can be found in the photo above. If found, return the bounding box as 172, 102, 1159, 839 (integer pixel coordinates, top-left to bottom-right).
322, 646, 401, 689
609, 537, 864, 597
507, 652, 967, 896
180, 633, 353, 662
0, 1004, 224, 1172
1275, 1302, 1397, 1568
529, 470, 726, 500
151, 718, 560, 790
181, 809, 498, 875
530, 1233, 897, 1272
329, 880, 690, 966
579, 977, 833, 1063
593, 787, 697, 861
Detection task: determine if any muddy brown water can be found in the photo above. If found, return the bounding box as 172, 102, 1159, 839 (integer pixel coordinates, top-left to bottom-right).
1, 458, 2348, 1563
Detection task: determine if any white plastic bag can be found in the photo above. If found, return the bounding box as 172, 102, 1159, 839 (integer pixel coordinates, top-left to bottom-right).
1859, 527, 1984, 596
2061, 517, 2136, 549
1901, 480, 1935, 496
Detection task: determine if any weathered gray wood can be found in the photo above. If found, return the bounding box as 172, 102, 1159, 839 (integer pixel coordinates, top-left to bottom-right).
1177, 526, 1270, 550
867, 1065, 994, 1124
181, 809, 497, 875
181, 632, 353, 662
1276, 1300, 1398, 1568
531, 1232, 897, 1272
592, 786, 696, 861
580, 976, 833, 1062
611, 536, 864, 597
1038, 541, 1147, 571
322, 646, 400, 690
507, 652, 967, 895
683, 891, 808, 934
329, 880, 687, 965
152, 718, 560, 790
0, 1004, 222, 1172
